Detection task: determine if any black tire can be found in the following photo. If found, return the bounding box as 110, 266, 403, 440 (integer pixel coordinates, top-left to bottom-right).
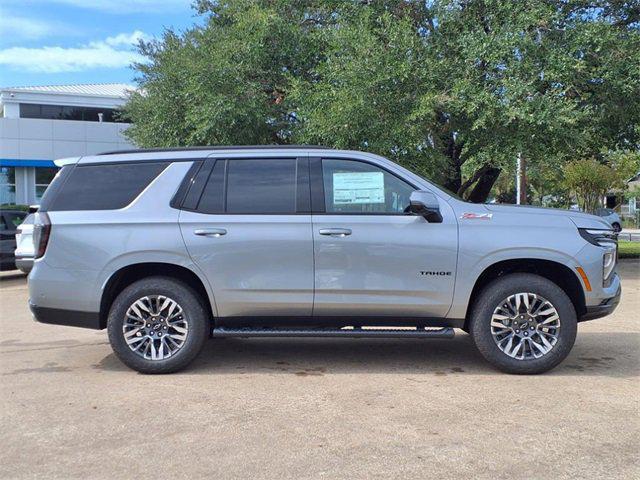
612, 223, 621, 233
469, 273, 577, 374
107, 276, 208, 374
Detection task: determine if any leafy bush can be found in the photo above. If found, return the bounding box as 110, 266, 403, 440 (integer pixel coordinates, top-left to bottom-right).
0, 204, 29, 212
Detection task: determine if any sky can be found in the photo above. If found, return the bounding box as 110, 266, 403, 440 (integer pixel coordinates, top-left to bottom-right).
0, 0, 200, 88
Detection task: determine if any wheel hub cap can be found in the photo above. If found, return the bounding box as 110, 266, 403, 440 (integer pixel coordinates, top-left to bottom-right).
122, 295, 189, 361
490, 293, 561, 360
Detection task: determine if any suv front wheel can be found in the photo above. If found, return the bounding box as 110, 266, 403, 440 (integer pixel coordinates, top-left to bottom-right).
107, 277, 208, 373
469, 273, 577, 374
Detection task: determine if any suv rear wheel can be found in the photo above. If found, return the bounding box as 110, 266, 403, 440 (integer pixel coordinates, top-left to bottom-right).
107, 276, 208, 373
469, 273, 577, 374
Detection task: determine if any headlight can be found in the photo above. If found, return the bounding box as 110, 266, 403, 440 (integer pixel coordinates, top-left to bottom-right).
603, 247, 617, 287
578, 229, 617, 287
578, 228, 617, 247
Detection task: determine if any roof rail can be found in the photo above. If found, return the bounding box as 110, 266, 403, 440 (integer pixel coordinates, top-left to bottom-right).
98, 145, 335, 155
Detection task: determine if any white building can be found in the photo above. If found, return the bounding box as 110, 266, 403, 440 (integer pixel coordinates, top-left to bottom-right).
0, 83, 135, 205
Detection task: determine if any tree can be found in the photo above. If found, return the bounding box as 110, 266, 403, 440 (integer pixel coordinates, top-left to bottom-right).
124, 0, 329, 146
563, 151, 638, 213
124, 0, 640, 203
563, 159, 616, 212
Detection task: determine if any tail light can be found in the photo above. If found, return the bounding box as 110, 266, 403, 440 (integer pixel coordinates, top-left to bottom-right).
33, 212, 51, 259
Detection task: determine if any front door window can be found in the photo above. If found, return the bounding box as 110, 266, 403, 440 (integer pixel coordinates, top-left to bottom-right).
322, 159, 414, 214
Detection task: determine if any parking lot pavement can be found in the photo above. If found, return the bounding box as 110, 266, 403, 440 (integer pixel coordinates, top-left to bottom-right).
0, 262, 638, 480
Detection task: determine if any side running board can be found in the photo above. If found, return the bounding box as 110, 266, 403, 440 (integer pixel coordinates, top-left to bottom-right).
212, 327, 455, 339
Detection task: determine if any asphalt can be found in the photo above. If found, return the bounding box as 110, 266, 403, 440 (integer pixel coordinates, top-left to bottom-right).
0, 261, 638, 479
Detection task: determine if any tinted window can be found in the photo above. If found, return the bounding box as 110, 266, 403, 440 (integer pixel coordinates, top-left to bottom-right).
322, 159, 414, 214
39, 166, 72, 211
4, 211, 27, 228
225, 159, 297, 214
197, 161, 226, 213
47, 162, 167, 211
181, 162, 211, 210
19, 103, 126, 123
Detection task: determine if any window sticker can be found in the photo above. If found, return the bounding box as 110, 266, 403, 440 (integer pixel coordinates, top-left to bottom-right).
333, 171, 384, 204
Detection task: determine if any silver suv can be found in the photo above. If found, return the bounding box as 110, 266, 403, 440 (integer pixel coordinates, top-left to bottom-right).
29, 147, 621, 374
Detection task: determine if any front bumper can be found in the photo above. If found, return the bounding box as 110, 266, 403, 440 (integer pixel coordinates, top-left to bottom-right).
30, 302, 102, 329
580, 285, 621, 322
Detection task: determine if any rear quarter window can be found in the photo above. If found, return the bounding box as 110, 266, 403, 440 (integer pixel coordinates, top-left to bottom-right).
45, 162, 168, 211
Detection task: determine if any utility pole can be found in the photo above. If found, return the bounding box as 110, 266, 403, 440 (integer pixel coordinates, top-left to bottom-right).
516, 152, 527, 205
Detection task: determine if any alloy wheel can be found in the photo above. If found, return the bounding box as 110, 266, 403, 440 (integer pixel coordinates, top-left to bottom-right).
122, 295, 189, 361
490, 293, 561, 360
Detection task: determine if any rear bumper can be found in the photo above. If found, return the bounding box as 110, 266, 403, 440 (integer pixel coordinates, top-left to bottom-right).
29, 302, 102, 329
580, 285, 621, 322
15, 255, 33, 274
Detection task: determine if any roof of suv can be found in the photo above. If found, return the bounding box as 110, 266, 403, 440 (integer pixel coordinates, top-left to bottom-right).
98, 145, 334, 155
56, 145, 373, 167
53, 146, 456, 202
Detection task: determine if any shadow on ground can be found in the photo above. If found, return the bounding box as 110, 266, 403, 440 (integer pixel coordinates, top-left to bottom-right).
94, 331, 639, 378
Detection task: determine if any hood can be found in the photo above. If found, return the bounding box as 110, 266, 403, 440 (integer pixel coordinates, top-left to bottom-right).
483, 204, 611, 229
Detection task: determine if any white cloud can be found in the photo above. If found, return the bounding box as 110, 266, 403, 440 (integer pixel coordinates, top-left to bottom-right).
0, 31, 148, 73
102, 31, 150, 48
0, 15, 57, 40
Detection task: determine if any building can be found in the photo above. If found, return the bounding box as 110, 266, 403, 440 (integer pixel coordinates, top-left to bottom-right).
0, 83, 135, 205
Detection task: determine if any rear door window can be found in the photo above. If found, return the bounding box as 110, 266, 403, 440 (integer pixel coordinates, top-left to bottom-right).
192, 159, 299, 214
45, 162, 168, 211
195, 161, 226, 214
226, 159, 297, 214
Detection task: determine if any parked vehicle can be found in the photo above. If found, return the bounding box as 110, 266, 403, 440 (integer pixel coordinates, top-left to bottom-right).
1, 209, 28, 271
29, 147, 621, 374
595, 208, 622, 232
15, 213, 35, 274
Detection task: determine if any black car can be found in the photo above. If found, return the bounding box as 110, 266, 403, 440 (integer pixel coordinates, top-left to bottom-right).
0, 209, 28, 271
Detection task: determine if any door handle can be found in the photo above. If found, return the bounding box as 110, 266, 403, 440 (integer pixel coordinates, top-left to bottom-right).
194, 228, 227, 237
319, 228, 352, 237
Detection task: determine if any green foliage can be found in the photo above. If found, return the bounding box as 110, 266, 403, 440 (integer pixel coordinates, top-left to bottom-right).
0, 204, 29, 211
123, 0, 640, 202
618, 241, 640, 259
563, 158, 618, 212
625, 185, 640, 201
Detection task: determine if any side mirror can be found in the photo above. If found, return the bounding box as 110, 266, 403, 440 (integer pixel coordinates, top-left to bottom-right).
409, 190, 443, 223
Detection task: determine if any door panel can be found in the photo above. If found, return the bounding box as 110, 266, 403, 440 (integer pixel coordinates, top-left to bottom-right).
312, 214, 457, 317
180, 213, 314, 317
178, 156, 313, 318
311, 158, 458, 318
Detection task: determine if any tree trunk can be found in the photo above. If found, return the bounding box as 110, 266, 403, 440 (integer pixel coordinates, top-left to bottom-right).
465, 167, 501, 203
442, 133, 463, 193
